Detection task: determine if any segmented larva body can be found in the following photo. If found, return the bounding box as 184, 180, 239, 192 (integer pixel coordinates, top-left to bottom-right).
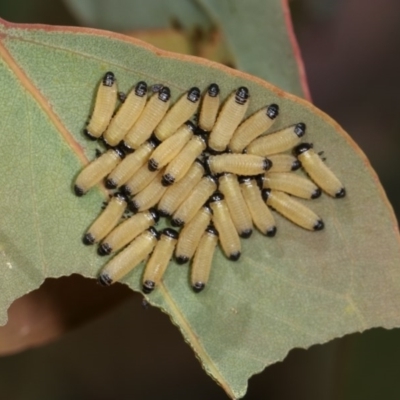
103, 81, 148, 146
74, 147, 124, 196
239, 176, 276, 237
129, 170, 168, 213
175, 206, 212, 264
106, 139, 157, 189
262, 189, 324, 231
207, 153, 271, 176
263, 172, 321, 199
229, 104, 279, 153
209, 192, 241, 261
142, 228, 179, 294
267, 154, 301, 172
171, 175, 217, 227
148, 121, 195, 171
157, 160, 205, 217
98, 227, 159, 286
121, 162, 159, 197
218, 173, 253, 238
162, 132, 207, 186
198, 83, 220, 133
208, 87, 250, 152
294, 143, 346, 198
98, 208, 159, 256
191, 225, 219, 293
122, 87, 171, 151
154, 87, 201, 141
246, 123, 306, 156
84, 72, 117, 140
83, 193, 128, 245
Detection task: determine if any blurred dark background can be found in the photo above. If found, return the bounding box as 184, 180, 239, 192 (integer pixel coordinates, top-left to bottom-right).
0, 0, 399, 399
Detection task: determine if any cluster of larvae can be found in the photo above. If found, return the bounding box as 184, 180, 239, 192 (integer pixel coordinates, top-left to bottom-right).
74, 71, 346, 293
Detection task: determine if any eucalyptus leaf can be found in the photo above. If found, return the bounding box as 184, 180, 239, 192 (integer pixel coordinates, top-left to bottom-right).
0, 19, 399, 400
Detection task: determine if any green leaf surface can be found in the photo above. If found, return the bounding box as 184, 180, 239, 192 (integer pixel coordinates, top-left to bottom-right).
0, 19, 399, 400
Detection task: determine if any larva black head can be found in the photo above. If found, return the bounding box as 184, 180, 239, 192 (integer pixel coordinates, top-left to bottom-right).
148, 226, 160, 239
207, 174, 219, 185
235, 86, 249, 105
293, 142, 312, 156
102, 71, 115, 87
263, 158, 273, 171
171, 218, 184, 227
239, 229, 253, 239
261, 188, 271, 201
105, 178, 117, 190
135, 81, 148, 97
314, 219, 325, 231
192, 282, 205, 293
114, 146, 126, 159
238, 175, 251, 184
157, 208, 170, 217
98, 273, 113, 287
311, 188, 322, 199
208, 191, 224, 203
148, 158, 159, 172
74, 184, 85, 197
83, 128, 97, 141
98, 242, 112, 256
176, 255, 189, 264
255, 174, 264, 190
82, 232, 95, 245
205, 224, 219, 236
118, 91, 127, 103
185, 120, 196, 132
291, 159, 301, 171
147, 137, 160, 149
161, 173, 175, 187
335, 188, 346, 198
294, 123, 306, 138
120, 141, 134, 153
207, 83, 220, 97
114, 192, 128, 203
148, 208, 160, 223
229, 251, 241, 261
187, 87, 201, 103
128, 200, 139, 213
142, 280, 155, 294
120, 184, 132, 197
266, 226, 277, 237
267, 104, 279, 120
158, 86, 171, 102
193, 130, 207, 145
162, 228, 179, 240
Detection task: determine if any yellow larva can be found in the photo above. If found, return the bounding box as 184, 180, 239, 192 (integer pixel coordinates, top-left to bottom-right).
263, 172, 321, 199
209, 192, 241, 261
262, 189, 324, 231
105, 139, 157, 189
103, 81, 148, 146
171, 175, 217, 227
129, 170, 167, 213
294, 143, 346, 198
142, 228, 179, 294
239, 176, 276, 236
122, 87, 171, 151
175, 206, 212, 264
98, 208, 159, 256
161, 132, 207, 186
246, 122, 306, 156
268, 154, 301, 172
207, 153, 272, 176
229, 104, 279, 153
218, 173, 253, 238
84, 71, 118, 140
208, 87, 250, 152
148, 121, 195, 171
191, 225, 219, 293
157, 160, 205, 217
154, 87, 201, 141
98, 227, 159, 286
198, 83, 220, 132
121, 162, 159, 197
83, 193, 128, 245
74, 147, 124, 196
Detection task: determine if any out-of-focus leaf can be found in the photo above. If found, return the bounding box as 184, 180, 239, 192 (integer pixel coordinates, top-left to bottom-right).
0, 19, 399, 400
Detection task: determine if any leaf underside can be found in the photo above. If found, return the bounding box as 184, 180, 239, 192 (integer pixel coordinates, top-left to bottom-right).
0, 19, 399, 400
